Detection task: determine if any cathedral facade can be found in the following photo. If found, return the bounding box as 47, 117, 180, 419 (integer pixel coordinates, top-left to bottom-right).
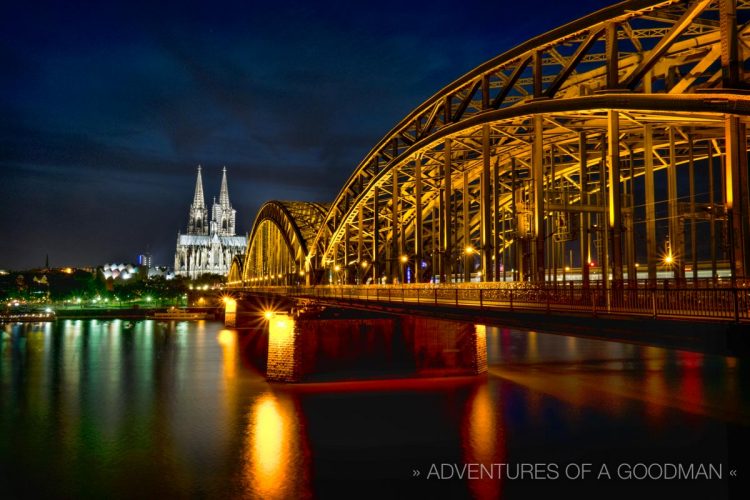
174, 167, 247, 279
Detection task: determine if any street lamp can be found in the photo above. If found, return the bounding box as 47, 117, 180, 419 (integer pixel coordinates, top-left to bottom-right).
399, 254, 410, 284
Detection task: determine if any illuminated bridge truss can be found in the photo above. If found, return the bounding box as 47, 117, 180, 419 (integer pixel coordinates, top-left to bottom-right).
239, 0, 750, 287
238, 201, 329, 285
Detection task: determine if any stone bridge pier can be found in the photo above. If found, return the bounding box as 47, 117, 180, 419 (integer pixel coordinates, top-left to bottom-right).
223, 303, 488, 383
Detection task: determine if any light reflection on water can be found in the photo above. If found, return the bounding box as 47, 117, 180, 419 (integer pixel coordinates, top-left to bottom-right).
0, 319, 747, 499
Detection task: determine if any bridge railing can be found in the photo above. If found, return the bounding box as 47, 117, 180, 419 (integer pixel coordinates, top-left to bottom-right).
236, 283, 750, 323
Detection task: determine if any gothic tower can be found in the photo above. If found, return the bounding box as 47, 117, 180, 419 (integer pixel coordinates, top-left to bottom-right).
188, 166, 209, 235
211, 166, 237, 236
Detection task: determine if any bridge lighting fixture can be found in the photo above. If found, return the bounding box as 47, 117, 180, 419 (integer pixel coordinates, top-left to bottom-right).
663, 253, 674, 265
263, 310, 275, 320
334, 265, 341, 272
464, 246, 475, 255
361, 261, 368, 268
299, 270, 305, 276
400, 255, 408, 263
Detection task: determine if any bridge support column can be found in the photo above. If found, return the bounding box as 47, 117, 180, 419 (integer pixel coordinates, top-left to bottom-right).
441, 138, 453, 283
725, 115, 750, 279
625, 148, 637, 282
511, 158, 522, 281
532, 115, 545, 282
668, 127, 684, 280
579, 132, 590, 285
644, 124, 657, 284
608, 110, 623, 282
463, 168, 471, 282
357, 208, 364, 284
688, 136, 698, 281
481, 124, 493, 282
708, 143, 717, 280
373, 186, 380, 284
391, 169, 401, 283
344, 222, 350, 284
493, 146, 502, 281
414, 155, 423, 283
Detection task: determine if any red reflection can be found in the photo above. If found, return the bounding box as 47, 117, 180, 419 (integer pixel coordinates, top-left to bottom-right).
678, 350, 704, 405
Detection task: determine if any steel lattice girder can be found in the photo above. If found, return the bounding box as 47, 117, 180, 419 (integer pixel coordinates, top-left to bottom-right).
242, 0, 750, 283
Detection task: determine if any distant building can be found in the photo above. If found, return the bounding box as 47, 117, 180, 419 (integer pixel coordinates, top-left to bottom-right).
148, 266, 175, 280
101, 263, 139, 280
137, 253, 152, 268
174, 166, 247, 279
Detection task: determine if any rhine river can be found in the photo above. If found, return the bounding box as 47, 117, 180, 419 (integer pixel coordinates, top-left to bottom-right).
1, 318, 747, 499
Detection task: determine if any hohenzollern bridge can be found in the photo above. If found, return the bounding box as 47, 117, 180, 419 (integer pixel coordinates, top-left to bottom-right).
225, 0, 750, 323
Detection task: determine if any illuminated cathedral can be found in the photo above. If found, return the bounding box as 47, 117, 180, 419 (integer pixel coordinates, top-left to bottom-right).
174, 166, 247, 279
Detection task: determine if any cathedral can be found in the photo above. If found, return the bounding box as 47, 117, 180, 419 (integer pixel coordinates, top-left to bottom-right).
174, 167, 247, 279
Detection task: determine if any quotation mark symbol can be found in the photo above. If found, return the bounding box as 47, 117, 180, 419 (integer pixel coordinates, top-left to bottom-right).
413, 469, 420, 477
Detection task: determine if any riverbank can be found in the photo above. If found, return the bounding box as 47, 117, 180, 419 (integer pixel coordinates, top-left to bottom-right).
1, 307, 223, 321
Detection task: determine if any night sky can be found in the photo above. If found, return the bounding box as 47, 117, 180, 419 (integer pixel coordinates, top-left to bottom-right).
1, 0, 606, 270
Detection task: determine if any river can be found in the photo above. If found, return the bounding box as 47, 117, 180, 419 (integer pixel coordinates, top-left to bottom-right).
1, 318, 747, 499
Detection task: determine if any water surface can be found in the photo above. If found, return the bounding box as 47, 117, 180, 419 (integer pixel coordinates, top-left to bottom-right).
1, 318, 746, 499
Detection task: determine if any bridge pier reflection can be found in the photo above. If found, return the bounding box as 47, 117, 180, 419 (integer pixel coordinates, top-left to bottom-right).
261, 311, 487, 383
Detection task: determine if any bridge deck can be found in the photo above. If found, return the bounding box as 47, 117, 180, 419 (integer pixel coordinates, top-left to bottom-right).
230, 283, 750, 323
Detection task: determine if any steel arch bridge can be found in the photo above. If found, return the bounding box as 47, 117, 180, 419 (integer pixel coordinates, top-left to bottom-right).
233, 201, 329, 286
236, 0, 750, 289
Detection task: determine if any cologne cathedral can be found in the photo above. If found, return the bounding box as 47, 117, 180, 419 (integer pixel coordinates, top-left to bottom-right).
174, 167, 247, 279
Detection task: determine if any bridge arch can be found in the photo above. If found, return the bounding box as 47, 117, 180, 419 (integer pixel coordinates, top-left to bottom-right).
242, 201, 329, 285
235, 0, 750, 287
227, 255, 244, 286
304, 0, 750, 285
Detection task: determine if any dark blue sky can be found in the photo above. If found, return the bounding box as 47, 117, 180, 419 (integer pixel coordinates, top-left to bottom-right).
0, 0, 605, 270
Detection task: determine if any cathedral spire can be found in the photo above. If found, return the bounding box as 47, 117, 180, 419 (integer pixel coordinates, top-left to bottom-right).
193, 165, 206, 208
188, 165, 209, 235
219, 166, 231, 208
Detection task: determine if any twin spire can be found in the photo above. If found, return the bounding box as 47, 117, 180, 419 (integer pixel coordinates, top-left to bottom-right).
188, 165, 236, 236
192, 165, 231, 209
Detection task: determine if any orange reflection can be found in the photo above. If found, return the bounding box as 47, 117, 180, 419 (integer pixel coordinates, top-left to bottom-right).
217, 329, 236, 379
474, 325, 488, 374
253, 395, 284, 486
527, 331, 538, 361
462, 382, 504, 500
245, 392, 309, 499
